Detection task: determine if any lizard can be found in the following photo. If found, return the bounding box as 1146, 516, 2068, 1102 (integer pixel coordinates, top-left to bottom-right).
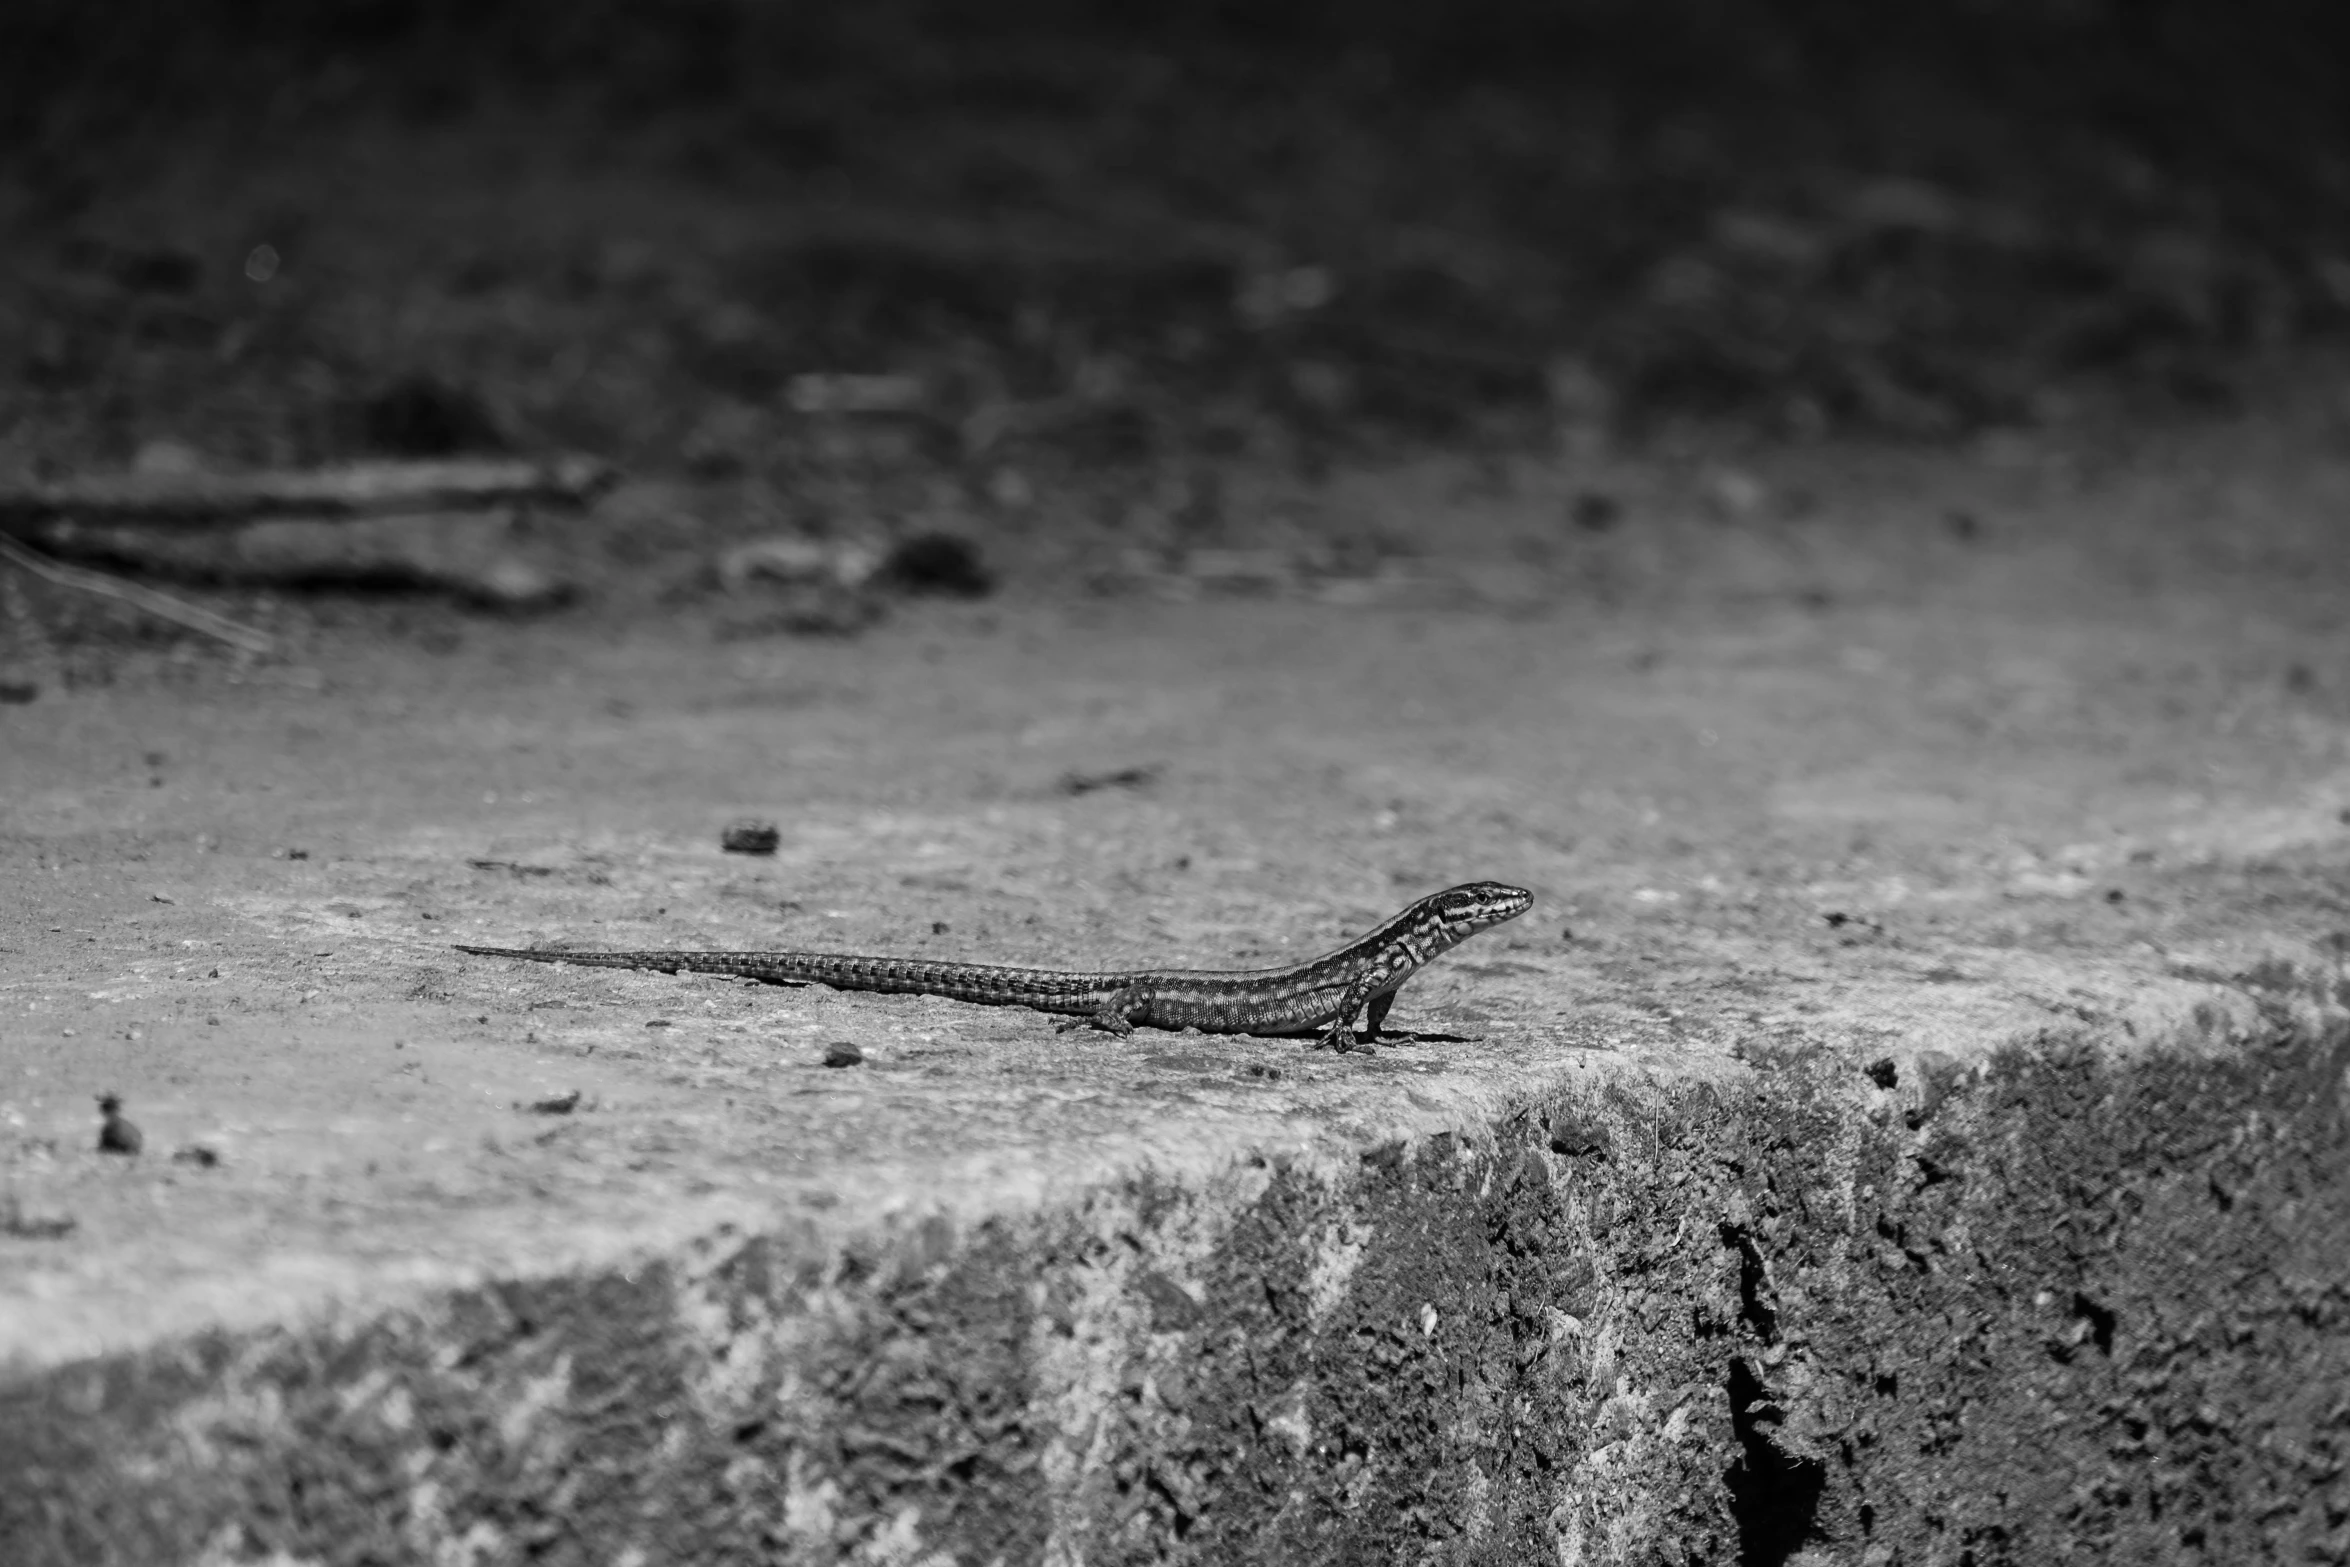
457, 880, 1532, 1052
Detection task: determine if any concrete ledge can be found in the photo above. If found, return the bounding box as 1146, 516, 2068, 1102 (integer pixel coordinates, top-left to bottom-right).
7, 949, 2344, 1564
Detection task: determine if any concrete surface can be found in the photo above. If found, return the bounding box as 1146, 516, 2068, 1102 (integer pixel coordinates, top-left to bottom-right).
4, 427, 2350, 1564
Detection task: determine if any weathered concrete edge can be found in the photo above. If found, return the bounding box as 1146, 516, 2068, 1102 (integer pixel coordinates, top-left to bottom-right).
3, 960, 2346, 1566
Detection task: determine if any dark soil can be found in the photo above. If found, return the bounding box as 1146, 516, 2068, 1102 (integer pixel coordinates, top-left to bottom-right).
6, 0, 2348, 488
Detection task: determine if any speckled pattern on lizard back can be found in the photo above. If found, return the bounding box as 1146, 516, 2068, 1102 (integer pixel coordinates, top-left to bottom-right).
459, 880, 1532, 1052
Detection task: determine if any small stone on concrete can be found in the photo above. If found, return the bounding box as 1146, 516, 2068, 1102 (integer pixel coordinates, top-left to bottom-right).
721, 819, 780, 855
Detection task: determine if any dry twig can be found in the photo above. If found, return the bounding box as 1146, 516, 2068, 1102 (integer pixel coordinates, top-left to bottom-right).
0, 454, 614, 531
0, 536, 274, 656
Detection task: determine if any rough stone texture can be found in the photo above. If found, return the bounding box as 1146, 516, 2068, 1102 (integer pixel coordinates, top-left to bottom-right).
7, 974, 2345, 1563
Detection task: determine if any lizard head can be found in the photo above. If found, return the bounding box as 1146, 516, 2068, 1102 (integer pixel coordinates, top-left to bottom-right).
1426, 881, 1534, 937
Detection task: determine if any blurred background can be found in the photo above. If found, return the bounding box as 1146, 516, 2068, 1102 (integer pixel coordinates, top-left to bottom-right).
2, 0, 2348, 642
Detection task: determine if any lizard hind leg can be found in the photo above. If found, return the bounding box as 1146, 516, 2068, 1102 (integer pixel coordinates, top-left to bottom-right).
1057, 988, 1142, 1037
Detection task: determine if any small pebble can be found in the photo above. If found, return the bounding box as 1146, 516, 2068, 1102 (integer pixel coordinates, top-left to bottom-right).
882, 532, 993, 597
96, 1094, 143, 1156
721, 819, 781, 855
822, 1042, 864, 1068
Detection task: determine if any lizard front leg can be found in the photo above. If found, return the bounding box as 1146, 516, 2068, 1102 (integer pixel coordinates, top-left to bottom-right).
1316, 979, 1405, 1053
1310, 979, 1373, 1053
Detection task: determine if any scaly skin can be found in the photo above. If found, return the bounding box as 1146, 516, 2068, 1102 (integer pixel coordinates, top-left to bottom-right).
459, 880, 1532, 1051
